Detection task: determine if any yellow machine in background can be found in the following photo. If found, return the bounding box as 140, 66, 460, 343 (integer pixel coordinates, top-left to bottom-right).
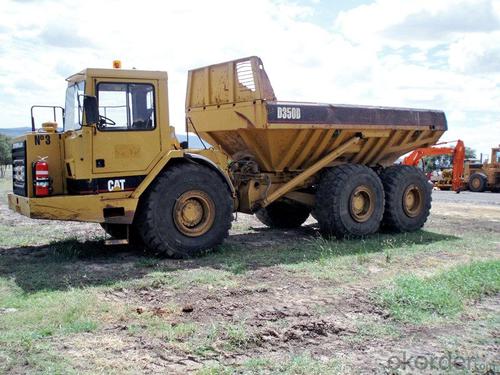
465, 145, 500, 192
9, 57, 447, 257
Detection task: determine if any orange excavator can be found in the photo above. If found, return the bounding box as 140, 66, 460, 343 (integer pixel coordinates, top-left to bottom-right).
403, 140, 465, 192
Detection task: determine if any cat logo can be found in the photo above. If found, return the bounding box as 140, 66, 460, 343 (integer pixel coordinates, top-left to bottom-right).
107, 179, 126, 191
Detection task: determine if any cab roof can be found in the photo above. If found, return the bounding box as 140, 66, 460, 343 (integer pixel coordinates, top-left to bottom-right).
66, 68, 168, 83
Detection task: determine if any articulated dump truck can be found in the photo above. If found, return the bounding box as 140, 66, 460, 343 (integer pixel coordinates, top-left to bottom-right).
8, 56, 447, 257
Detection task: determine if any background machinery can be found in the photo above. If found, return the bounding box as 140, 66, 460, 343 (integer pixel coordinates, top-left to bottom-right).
403, 140, 465, 192
466, 145, 500, 192
403, 141, 499, 193
9, 56, 447, 257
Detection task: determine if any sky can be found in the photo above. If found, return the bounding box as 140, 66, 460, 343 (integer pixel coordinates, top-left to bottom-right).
0, 0, 499, 158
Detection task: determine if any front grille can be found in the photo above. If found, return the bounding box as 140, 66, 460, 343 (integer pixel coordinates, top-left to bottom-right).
12, 141, 27, 196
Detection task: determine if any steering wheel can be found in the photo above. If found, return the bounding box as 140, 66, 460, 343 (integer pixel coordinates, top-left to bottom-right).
143, 108, 154, 128
99, 115, 116, 127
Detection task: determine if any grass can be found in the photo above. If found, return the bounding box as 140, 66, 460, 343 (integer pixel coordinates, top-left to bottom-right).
277, 232, 496, 282
132, 268, 239, 290
133, 319, 197, 342
377, 260, 500, 323
0, 224, 104, 249
200, 230, 464, 285
182, 321, 254, 357
0, 278, 106, 374
197, 352, 348, 374
347, 319, 401, 345
134, 257, 159, 268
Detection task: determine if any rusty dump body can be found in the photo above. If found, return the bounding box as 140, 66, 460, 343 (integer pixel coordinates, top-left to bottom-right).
186, 56, 447, 174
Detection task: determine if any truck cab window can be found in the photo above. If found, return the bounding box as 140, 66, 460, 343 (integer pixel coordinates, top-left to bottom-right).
97, 83, 155, 130
64, 81, 85, 131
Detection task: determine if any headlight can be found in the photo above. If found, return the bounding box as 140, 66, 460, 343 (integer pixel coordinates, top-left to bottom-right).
13, 160, 25, 183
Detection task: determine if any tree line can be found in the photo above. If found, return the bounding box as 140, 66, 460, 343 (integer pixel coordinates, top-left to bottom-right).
0, 133, 12, 178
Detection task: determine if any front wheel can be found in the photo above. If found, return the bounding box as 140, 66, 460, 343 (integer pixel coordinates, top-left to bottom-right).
380, 165, 431, 232
136, 163, 233, 258
468, 173, 487, 192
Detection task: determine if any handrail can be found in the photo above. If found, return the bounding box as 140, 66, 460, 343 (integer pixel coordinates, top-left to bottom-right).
30, 105, 65, 131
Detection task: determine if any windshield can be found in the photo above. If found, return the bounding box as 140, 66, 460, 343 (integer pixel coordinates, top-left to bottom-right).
64, 80, 85, 131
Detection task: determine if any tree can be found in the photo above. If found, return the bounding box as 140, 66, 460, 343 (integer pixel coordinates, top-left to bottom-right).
423, 146, 476, 173
0, 133, 12, 178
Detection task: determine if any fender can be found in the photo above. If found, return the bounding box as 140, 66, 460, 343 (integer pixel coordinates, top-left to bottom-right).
184, 153, 236, 195
131, 150, 235, 199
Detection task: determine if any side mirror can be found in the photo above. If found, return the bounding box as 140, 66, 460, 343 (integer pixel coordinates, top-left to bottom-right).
83, 96, 99, 125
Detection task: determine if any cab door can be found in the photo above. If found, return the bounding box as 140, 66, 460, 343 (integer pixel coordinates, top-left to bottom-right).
92, 79, 161, 175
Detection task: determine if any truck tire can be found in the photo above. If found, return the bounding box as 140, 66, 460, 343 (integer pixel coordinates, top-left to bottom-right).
468, 173, 487, 192
256, 200, 311, 228
136, 163, 233, 257
315, 164, 384, 238
380, 165, 431, 232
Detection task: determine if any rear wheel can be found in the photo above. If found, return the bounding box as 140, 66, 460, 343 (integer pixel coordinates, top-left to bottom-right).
468, 173, 487, 192
314, 164, 384, 238
136, 163, 233, 257
256, 200, 311, 228
380, 165, 431, 232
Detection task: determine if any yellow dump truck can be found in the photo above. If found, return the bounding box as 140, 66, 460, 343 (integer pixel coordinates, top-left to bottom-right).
8, 56, 447, 257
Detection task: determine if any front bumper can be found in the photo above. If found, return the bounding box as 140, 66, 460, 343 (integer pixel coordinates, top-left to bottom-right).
8, 192, 138, 224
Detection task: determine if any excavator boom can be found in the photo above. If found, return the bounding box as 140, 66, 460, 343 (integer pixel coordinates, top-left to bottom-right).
403, 140, 465, 192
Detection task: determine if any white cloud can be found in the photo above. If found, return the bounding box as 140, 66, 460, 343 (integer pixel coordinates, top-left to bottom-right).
449, 31, 500, 74
335, 0, 500, 47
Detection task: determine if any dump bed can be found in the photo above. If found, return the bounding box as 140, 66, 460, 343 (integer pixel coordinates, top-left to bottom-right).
186, 56, 446, 172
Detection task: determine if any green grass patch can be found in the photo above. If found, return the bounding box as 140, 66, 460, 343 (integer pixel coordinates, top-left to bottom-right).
0, 279, 102, 343
0, 224, 103, 249
377, 260, 500, 323
186, 321, 254, 356
134, 268, 239, 290
207, 231, 461, 282
0, 277, 106, 374
134, 257, 159, 268
129, 318, 197, 342
197, 352, 347, 374
347, 319, 401, 345
0, 224, 62, 248
281, 232, 496, 282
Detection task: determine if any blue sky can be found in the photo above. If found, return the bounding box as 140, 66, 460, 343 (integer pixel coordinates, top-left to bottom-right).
0, 0, 499, 158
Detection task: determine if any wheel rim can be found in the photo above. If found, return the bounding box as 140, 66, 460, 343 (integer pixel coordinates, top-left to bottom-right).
402, 184, 423, 218
349, 185, 375, 223
471, 177, 480, 189
173, 190, 215, 237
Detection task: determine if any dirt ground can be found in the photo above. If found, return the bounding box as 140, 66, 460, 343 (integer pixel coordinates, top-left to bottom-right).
0, 183, 499, 374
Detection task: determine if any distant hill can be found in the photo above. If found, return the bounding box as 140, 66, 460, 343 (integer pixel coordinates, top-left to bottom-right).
0, 127, 32, 138
0, 127, 209, 149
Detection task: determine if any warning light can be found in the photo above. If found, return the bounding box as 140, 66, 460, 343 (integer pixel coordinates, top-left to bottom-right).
113, 60, 122, 69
